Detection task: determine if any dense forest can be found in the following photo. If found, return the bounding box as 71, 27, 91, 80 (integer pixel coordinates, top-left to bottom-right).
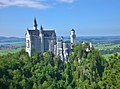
0, 43, 120, 89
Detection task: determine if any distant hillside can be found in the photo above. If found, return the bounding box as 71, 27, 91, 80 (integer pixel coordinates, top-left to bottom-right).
0, 36, 25, 53
1, 36, 120, 44
0, 36, 25, 43
76, 36, 120, 44
59, 36, 120, 44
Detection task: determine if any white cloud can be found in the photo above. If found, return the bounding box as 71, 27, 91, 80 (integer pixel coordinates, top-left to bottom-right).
58, 0, 76, 3
0, 0, 50, 9
0, 0, 76, 9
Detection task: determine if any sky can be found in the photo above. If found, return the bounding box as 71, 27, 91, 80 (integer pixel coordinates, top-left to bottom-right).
0, 0, 120, 37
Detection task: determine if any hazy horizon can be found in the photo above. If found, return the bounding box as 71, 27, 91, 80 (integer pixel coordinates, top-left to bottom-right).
0, 35, 120, 38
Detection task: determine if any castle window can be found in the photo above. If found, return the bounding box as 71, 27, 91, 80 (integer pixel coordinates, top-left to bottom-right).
44, 34, 49, 37
26, 40, 30, 48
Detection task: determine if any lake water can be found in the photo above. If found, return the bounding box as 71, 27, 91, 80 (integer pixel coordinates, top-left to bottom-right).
0, 41, 25, 45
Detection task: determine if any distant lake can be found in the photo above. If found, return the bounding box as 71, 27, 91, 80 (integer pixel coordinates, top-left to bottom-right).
0, 41, 25, 45
0, 36, 120, 45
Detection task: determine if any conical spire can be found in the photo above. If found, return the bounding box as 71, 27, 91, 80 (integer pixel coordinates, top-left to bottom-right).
40, 25, 43, 30
33, 17, 38, 30
40, 25, 43, 33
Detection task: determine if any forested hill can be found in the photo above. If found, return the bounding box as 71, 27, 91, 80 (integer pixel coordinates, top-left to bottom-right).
0, 43, 120, 89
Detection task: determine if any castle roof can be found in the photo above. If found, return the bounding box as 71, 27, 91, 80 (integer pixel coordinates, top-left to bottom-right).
43, 30, 55, 33
26, 29, 56, 37
43, 30, 56, 37
27, 30, 39, 36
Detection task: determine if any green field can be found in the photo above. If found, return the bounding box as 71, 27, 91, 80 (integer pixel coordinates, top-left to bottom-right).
0, 48, 23, 56
95, 43, 120, 60
0, 43, 25, 56
94, 43, 120, 50
0, 43, 120, 59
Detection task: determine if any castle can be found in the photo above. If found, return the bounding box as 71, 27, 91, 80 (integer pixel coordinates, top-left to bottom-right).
26, 18, 76, 61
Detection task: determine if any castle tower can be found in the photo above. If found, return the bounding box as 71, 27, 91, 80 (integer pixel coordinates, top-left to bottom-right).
70, 29, 76, 44
63, 42, 69, 62
57, 37, 64, 60
61, 36, 64, 42
33, 17, 38, 30
82, 41, 85, 48
40, 25, 44, 53
90, 42, 93, 50
26, 28, 31, 57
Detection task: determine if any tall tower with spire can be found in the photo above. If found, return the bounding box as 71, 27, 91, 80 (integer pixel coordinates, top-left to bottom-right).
70, 29, 76, 44
33, 17, 38, 30
40, 25, 44, 53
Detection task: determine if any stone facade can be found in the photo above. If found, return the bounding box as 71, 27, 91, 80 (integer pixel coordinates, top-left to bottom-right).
26, 18, 76, 61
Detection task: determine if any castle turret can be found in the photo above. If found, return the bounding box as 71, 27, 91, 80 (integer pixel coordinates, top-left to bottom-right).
40, 25, 44, 53
57, 38, 64, 60
90, 42, 93, 50
26, 28, 31, 57
33, 18, 38, 30
61, 36, 64, 42
70, 29, 76, 44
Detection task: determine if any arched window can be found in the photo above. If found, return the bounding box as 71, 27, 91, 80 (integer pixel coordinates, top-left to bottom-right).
26, 40, 30, 48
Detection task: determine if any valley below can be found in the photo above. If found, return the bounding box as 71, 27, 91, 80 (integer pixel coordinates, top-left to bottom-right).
0, 36, 120, 57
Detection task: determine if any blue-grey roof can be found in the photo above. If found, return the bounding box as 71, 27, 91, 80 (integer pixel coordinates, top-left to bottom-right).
43, 30, 56, 37
27, 29, 56, 37
43, 30, 55, 33
28, 30, 39, 36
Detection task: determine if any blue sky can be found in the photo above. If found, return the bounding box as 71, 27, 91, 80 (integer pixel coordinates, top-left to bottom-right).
0, 0, 120, 37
